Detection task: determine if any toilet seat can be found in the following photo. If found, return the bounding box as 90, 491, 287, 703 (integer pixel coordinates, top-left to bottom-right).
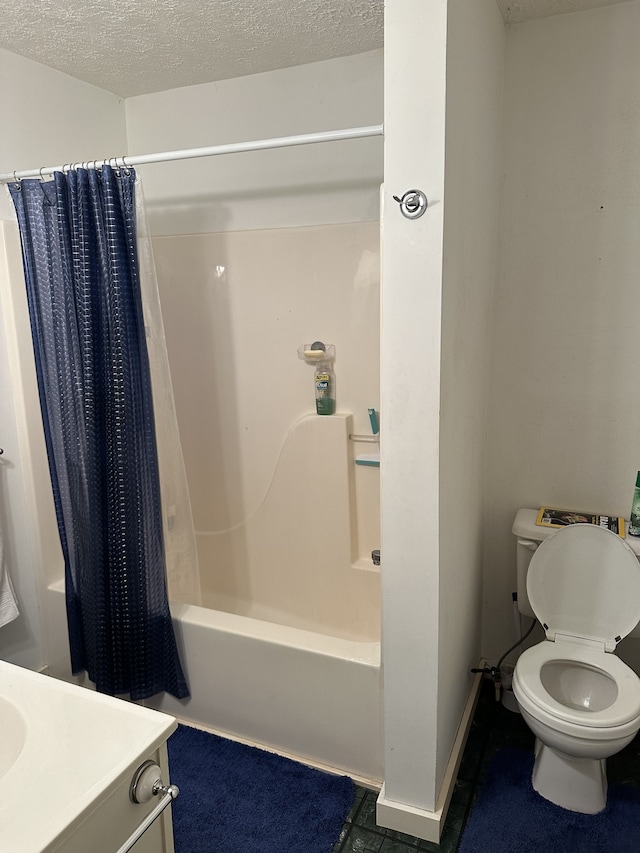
514, 639, 640, 731
527, 524, 640, 651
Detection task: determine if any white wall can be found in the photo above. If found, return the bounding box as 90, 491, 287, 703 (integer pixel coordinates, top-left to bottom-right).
438, 0, 504, 787
0, 49, 126, 667
125, 50, 383, 236
0, 48, 127, 220
483, 0, 640, 666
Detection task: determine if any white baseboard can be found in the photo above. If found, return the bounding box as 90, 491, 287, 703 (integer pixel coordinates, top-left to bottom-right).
376, 661, 485, 843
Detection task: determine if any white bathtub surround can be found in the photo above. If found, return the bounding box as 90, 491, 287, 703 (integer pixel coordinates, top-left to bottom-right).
151, 222, 381, 568
193, 413, 379, 641
151, 217, 381, 633
0, 659, 177, 853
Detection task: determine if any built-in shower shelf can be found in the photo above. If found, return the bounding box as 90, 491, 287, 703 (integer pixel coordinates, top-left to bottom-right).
352, 557, 381, 573
355, 454, 380, 467
352, 408, 379, 466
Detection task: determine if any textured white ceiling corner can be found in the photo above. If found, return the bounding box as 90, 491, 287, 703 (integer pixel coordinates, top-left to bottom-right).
495, 0, 633, 24
0, 0, 634, 98
0, 0, 383, 98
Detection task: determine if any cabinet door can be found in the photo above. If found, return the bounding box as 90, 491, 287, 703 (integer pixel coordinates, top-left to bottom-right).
51, 745, 174, 853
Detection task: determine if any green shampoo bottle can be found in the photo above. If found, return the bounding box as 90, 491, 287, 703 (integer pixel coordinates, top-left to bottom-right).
314, 361, 335, 415
298, 341, 336, 415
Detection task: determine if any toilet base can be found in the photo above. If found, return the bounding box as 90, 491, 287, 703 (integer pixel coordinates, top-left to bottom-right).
531, 738, 607, 814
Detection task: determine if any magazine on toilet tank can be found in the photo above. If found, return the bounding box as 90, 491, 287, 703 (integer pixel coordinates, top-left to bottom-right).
536, 506, 625, 538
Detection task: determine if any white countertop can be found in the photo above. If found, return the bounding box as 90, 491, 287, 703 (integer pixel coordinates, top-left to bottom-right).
0, 660, 176, 852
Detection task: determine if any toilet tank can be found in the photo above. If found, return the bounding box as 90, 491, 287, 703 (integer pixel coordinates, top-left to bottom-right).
513, 508, 640, 638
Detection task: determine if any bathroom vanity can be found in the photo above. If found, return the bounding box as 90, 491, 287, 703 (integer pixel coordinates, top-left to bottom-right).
0, 660, 177, 852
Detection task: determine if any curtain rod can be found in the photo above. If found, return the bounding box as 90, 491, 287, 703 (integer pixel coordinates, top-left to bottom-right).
0, 124, 383, 184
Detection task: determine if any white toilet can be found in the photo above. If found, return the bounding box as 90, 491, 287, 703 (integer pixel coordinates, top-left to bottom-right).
512, 521, 640, 814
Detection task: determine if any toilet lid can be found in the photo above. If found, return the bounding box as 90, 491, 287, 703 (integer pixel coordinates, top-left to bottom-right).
527, 524, 640, 650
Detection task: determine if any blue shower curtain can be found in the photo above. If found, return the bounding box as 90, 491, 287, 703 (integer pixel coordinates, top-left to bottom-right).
9, 166, 189, 700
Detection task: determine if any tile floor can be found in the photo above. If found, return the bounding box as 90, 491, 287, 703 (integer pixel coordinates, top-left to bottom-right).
331, 678, 640, 852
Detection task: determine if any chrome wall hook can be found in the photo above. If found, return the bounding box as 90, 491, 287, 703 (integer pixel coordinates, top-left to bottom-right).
393, 189, 428, 220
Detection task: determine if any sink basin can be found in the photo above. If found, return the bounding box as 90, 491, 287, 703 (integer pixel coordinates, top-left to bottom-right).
0, 696, 26, 778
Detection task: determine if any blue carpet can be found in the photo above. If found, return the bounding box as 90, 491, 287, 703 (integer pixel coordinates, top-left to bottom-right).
459, 748, 640, 853
167, 724, 354, 853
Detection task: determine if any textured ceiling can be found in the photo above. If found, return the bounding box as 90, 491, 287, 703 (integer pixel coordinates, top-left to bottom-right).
0, 0, 383, 98
0, 0, 633, 98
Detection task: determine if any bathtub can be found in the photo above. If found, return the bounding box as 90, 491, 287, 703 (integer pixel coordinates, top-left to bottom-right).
146, 602, 382, 783
46, 582, 382, 784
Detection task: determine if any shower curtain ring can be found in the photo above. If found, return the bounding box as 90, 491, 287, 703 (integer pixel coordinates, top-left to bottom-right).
39, 166, 46, 181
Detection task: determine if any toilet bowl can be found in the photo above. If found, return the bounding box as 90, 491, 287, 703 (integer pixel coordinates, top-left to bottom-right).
512, 523, 640, 814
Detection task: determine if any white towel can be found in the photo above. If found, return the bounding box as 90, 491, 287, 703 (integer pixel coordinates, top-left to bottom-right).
0, 516, 18, 628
